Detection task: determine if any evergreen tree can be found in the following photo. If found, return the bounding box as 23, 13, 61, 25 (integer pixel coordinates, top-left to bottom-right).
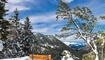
12, 8, 21, 42
22, 16, 35, 55
11, 9, 24, 57
0, 0, 9, 41
4, 9, 24, 58
24, 17, 32, 31
22, 17, 32, 55
22, 16, 40, 56
0, 0, 7, 19
0, 0, 10, 58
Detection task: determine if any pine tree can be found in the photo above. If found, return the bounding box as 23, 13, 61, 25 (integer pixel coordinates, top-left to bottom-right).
11, 9, 24, 57
4, 9, 24, 58
0, 0, 10, 58
0, 0, 9, 41
24, 17, 32, 31
22, 17, 33, 55
12, 8, 21, 41
0, 0, 7, 19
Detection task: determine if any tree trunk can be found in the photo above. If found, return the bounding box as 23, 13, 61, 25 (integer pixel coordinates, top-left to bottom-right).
101, 45, 104, 60
93, 49, 99, 60
95, 54, 99, 60
92, 41, 99, 60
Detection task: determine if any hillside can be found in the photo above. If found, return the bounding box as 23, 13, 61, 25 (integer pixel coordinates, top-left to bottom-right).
31, 33, 74, 60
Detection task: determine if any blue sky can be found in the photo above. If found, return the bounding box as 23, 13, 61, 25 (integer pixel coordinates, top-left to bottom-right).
6, 0, 105, 42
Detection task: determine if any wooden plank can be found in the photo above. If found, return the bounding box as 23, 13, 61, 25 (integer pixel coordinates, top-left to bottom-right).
29, 55, 47, 57
29, 55, 51, 60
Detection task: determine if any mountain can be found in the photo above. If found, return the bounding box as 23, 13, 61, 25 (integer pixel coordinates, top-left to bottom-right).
33, 33, 74, 60
64, 41, 85, 49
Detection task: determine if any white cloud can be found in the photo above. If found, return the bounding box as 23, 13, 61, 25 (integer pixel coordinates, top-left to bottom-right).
25, 13, 56, 24
97, 20, 105, 25
6, 5, 30, 13
19, 12, 60, 35
20, 11, 65, 35
6, 0, 31, 13
27, 12, 61, 34
8, 0, 22, 4
62, 0, 74, 3
32, 28, 49, 33
8, 0, 31, 4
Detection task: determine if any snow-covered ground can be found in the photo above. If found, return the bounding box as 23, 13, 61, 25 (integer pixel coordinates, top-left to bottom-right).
0, 40, 3, 51
61, 50, 74, 60
0, 56, 31, 60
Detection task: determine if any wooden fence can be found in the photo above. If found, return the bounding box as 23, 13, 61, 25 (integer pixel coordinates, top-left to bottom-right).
29, 55, 51, 60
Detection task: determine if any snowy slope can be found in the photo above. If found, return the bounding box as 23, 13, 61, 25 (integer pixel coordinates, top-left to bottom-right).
0, 56, 31, 60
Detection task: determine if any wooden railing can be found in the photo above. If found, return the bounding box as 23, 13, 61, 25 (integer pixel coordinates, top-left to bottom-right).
29, 55, 51, 60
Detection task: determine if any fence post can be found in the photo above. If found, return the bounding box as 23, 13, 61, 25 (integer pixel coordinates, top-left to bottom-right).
48, 55, 51, 60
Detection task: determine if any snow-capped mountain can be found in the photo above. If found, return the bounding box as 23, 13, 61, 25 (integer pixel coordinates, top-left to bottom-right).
64, 41, 85, 49
33, 33, 73, 60
64, 41, 82, 45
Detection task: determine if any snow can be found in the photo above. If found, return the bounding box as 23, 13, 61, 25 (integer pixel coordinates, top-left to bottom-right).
40, 37, 43, 39
64, 41, 81, 46
49, 45, 54, 48
69, 42, 80, 45
0, 40, 3, 51
41, 47, 46, 52
61, 50, 74, 60
64, 42, 71, 46
42, 43, 49, 47
0, 56, 31, 60
47, 35, 55, 40
41, 43, 58, 48
62, 57, 74, 60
